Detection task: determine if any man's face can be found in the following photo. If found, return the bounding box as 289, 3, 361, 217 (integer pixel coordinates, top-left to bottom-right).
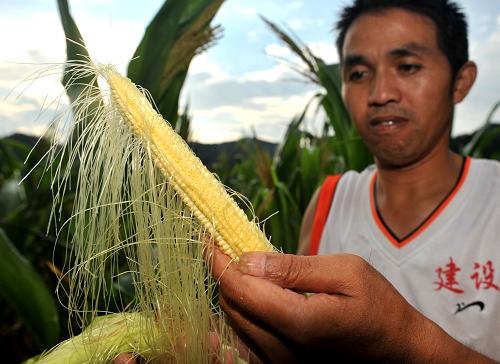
341, 8, 455, 168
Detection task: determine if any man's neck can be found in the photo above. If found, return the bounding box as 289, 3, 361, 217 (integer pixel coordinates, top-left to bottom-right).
374, 147, 464, 240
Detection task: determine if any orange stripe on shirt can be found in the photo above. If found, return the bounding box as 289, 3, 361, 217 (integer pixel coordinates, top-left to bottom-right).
309, 175, 341, 255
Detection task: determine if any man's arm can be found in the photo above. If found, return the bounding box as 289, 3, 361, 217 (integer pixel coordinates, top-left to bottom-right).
213, 248, 498, 364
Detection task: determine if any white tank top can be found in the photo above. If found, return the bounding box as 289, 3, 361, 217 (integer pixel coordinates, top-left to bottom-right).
314, 157, 500, 360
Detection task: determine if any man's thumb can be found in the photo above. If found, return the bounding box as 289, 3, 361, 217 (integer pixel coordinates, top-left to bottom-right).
238, 252, 315, 289
237, 252, 359, 293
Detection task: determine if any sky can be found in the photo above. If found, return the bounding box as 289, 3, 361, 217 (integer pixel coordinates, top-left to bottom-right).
0, 0, 499, 144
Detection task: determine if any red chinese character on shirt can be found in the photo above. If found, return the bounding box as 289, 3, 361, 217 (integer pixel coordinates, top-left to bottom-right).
470, 261, 500, 291
434, 257, 464, 293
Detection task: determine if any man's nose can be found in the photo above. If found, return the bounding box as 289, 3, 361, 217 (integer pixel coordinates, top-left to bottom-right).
367, 71, 401, 107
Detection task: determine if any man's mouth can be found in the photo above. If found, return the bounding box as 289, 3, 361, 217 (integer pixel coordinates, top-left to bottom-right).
369, 116, 408, 130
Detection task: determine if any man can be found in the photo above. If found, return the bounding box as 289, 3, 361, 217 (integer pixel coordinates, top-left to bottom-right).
211, 0, 500, 362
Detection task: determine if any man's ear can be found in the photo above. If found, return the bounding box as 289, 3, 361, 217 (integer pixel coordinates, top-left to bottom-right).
453, 61, 477, 104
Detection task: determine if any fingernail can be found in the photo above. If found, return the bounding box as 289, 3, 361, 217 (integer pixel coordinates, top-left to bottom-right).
238, 252, 267, 277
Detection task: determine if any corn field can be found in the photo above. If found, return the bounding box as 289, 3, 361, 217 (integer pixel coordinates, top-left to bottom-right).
1, 0, 499, 362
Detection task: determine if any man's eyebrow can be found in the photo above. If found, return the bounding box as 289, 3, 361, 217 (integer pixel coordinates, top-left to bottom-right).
341, 54, 368, 69
388, 42, 432, 58
341, 42, 432, 68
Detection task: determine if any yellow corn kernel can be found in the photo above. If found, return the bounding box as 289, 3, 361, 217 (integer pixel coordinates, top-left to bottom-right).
104, 67, 275, 260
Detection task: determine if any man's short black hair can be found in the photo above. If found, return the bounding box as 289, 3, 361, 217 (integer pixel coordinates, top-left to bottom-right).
336, 0, 469, 77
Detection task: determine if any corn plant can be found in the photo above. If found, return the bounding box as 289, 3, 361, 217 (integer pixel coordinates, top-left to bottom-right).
228, 17, 499, 255
261, 16, 373, 173
1, 0, 225, 362
23, 61, 266, 363
460, 100, 500, 159
0, 137, 61, 359
213, 18, 374, 253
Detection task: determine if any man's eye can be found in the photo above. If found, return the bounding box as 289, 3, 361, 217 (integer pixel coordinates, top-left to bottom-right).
399, 64, 422, 74
349, 70, 368, 81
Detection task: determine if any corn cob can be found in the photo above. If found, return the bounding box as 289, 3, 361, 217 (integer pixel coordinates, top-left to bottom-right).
104, 66, 275, 260
24, 313, 157, 364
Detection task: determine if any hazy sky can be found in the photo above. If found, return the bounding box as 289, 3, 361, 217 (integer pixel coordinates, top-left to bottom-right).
1, 0, 499, 143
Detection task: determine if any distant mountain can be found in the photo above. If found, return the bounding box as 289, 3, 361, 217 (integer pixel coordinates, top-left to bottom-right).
3, 133, 278, 170
5, 126, 500, 173
190, 138, 277, 169
3, 133, 39, 148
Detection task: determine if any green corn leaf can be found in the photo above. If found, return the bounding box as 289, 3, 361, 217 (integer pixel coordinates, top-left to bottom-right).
0, 173, 27, 222
299, 146, 321, 207
57, 0, 102, 141
0, 227, 59, 348
346, 131, 374, 172
260, 16, 317, 78
56, 0, 97, 105
0, 138, 30, 177
127, 0, 224, 128
463, 100, 500, 156
271, 179, 302, 253
176, 103, 192, 142
273, 105, 311, 183
263, 16, 373, 174
316, 61, 351, 135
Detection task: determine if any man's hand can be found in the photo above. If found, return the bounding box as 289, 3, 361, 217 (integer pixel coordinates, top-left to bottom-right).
212, 249, 496, 363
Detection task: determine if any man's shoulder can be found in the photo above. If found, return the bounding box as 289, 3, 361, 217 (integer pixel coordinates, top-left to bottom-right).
330, 165, 376, 201
471, 157, 500, 170
340, 164, 376, 182
470, 157, 500, 181
467, 158, 500, 202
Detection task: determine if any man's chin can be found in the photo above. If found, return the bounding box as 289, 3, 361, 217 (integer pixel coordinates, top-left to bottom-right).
373, 150, 420, 170
364, 137, 417, 168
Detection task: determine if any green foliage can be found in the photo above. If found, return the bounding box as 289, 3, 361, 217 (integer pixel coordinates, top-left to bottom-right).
3, 1, 499, 360
214, 19, 374, 253
53, 0, 225, 322
0, 227, 59, 348
57, 0, 99, 105
0, 136, 70, 362
1, 0, 225, 361
261, 17, 372, 172
462, 101, 500, 158
127, 0, 224, 128
177, 103, 193, 141
217, 17, 498, 255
